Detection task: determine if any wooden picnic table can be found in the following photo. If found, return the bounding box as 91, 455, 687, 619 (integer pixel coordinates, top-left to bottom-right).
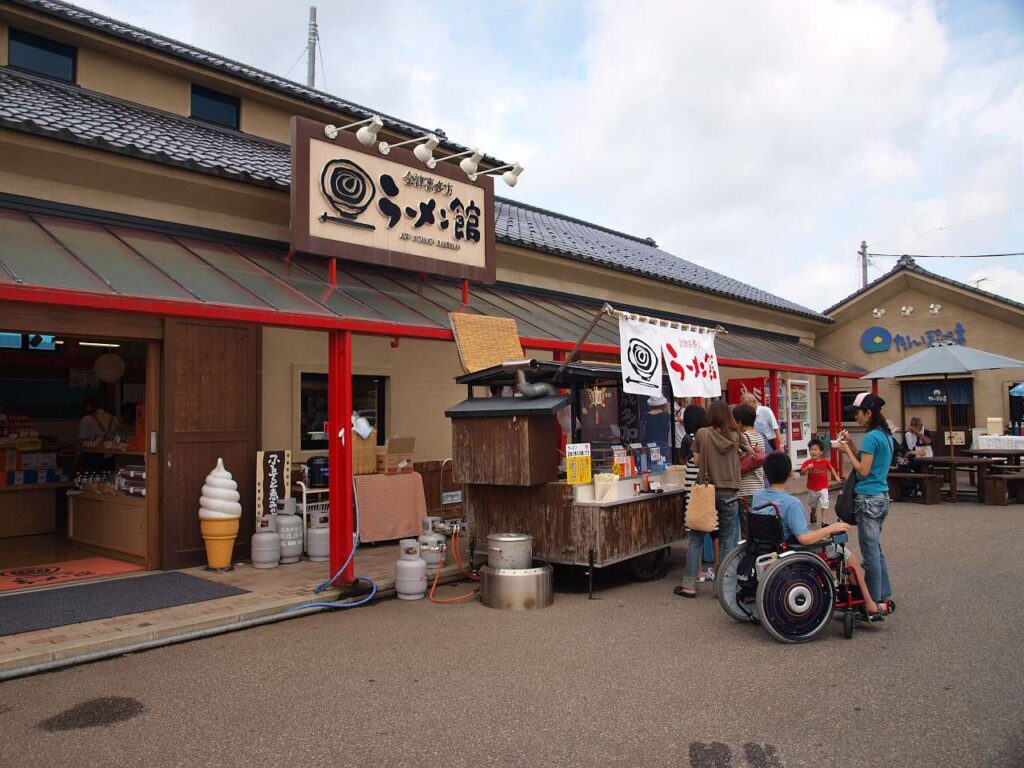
916, 456, 1007, 503
964, 448, 1024, 466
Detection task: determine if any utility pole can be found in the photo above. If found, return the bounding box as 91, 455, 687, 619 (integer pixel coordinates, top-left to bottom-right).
306, 6, 318, 89
859, 240, 868, 288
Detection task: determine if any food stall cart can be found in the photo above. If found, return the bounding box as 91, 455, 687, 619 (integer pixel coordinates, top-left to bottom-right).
446, 359, 687, 595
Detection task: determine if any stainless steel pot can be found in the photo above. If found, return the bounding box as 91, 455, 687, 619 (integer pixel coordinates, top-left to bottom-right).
486, 532, 533, 570
479, 565, 553, 610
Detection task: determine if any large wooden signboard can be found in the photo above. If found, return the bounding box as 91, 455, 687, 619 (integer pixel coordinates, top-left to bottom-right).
290, 116, 496, 282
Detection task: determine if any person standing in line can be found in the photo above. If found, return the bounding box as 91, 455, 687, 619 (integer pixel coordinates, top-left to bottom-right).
675, 400, 749, 598
677, 405, 715, 584
732, 403, 765, 541
742, 391, 782, 452
837, 393, 896, 618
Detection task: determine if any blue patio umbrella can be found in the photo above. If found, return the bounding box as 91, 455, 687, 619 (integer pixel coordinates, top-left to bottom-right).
1011, 383, 1024, 397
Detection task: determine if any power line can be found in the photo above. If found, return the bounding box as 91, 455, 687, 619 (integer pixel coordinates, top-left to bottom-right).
868, 205, 1024, 248
283, 46, 308, 80
868, 251, 1024, 259
317, 37, 328, 91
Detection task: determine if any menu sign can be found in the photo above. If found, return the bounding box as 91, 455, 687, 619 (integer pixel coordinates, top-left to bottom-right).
565, 443, 593, 486
290, 117, 496, 282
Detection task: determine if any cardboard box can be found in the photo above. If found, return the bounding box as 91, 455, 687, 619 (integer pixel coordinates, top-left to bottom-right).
376, 437, 415, 474
20, 452, 56, 470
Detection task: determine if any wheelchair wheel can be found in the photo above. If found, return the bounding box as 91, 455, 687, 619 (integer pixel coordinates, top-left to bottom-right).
755, 552, 836, 643
843, 611, 855, 639
715, 545, 758, 623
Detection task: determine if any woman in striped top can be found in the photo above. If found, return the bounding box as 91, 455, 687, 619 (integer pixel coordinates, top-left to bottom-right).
733, 403, 766, 542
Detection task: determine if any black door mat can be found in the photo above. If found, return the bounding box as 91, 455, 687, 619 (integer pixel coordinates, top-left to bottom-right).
0, 571, 249, 636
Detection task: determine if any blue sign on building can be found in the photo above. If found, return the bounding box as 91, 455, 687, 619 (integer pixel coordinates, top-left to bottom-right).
861, 323, 966, 354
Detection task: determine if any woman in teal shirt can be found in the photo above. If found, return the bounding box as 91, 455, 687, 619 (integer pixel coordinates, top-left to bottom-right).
838, 393, 896, 618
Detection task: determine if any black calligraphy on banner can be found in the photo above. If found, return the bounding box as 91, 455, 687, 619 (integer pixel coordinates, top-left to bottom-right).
256, 450, 291, 518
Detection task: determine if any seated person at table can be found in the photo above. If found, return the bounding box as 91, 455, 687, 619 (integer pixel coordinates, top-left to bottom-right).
753, 452, 890, 619
904, 417, 935, 458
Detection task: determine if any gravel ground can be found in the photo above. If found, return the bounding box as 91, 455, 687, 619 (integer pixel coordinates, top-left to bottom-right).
0, 501, 1021, 768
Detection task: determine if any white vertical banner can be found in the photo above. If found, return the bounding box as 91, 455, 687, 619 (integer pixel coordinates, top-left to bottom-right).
661, 329, 722, 398
618, 315, 664, 395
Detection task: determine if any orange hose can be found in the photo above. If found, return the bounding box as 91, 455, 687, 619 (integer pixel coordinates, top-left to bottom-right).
428, 532, 478, 603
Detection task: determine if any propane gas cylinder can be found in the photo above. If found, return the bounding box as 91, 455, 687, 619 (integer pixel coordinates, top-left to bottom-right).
276, 501, 304, 564
417, 531, 446, 567
395, 538, 427, 600
251, 515, 281, 569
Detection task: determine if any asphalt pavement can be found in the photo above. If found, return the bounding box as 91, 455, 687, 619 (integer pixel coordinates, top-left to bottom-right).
1, 501, 1021, 768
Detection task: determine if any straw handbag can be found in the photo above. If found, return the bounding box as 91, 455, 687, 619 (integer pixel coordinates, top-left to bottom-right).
685, 430, 718, 532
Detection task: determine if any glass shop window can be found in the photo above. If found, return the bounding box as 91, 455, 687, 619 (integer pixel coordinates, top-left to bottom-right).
819, 390, 867, 425
8, 28, 77, 82
299, 373, 386, 451
190, 83, 240, 129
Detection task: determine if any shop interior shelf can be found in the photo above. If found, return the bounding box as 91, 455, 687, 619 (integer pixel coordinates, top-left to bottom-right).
82, 448, 146, 456
0, 482, 74, 492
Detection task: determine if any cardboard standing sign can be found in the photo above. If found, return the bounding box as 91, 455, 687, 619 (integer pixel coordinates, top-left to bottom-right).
619, 315, 664, 395
565, 443, 593, 485
256, 450, 291, 518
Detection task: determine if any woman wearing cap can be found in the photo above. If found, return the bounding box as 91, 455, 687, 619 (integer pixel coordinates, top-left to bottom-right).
837, 393, 896, 618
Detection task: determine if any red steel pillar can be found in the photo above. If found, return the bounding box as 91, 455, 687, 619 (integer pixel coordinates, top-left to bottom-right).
871, 379, 879, 396
328, 329, 354, 583
768, 369, 780, 449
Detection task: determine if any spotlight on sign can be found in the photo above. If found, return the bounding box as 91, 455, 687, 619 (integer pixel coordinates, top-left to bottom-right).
378, 133, 439, 163
872, 307, 886, 319
412, 135, 440, 169
900, 305, 914, 316
323, 115, 383, 147
470, 162, 525, 188
929, 303, 942, 315
436, 148, 484, 177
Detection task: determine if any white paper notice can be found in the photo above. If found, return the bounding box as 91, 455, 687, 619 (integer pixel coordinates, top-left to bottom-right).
661, 330, 722, 398
619, 315, 664, 395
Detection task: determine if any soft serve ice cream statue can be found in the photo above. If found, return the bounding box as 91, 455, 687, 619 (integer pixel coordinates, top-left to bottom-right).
198, 458, 242, 570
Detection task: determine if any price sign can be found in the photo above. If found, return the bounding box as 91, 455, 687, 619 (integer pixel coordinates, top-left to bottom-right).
565, 442, 593, 486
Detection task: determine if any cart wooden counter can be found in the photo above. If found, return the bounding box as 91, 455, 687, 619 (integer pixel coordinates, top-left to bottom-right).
0, 483, 72, 538
464, 481, 686, 572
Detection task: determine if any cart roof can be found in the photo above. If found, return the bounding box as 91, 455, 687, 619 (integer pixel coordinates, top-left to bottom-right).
445, 394, 571, 418
455, 359, 640, 386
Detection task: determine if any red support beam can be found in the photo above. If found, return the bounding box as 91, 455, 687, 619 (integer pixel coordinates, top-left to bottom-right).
871, 379, 879, 396
836, 375, 844, 477
328, 329, 354, 584
328, 258, 338, 287
461, 279, 469, 306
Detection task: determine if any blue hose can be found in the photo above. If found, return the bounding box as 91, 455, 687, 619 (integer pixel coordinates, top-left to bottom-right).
288, 532, 378, 611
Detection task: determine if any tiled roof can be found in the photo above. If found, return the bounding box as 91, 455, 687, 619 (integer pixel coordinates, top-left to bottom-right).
824, 255, 1024, 315
0, 67, 828, 321
5, 0, 500, 163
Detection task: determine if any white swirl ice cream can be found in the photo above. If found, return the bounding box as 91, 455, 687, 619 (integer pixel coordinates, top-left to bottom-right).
198, 458, 242, 520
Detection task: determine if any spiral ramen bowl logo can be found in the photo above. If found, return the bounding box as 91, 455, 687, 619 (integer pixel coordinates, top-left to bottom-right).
627, 338, 657, 381
320, 159, 376, 225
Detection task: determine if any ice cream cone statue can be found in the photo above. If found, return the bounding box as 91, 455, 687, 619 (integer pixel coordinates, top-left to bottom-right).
198, 458, 242, 570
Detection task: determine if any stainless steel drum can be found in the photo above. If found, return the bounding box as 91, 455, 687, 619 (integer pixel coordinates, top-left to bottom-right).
479, 565, 553, 610
486, 532, 533, 570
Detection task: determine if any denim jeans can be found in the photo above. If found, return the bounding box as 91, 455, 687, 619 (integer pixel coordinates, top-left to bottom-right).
855, 492, 892, 602
682, 492, 738, 588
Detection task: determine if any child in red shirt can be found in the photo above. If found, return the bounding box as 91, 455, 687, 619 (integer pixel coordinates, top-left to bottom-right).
799, 438, 840, 524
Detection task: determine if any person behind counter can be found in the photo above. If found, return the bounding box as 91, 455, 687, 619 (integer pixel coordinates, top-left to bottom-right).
75, 397, 121, 471
675, 400, 749, 598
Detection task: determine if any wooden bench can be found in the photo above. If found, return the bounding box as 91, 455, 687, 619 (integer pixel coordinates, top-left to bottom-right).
981, 472, 1024, 506
887, 472, 942, 505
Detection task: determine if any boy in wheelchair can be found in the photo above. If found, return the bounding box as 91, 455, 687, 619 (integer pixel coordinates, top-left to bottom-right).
751, 451, 886, 619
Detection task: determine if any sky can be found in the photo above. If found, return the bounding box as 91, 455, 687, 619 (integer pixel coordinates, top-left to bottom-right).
83, 0, 1024, 313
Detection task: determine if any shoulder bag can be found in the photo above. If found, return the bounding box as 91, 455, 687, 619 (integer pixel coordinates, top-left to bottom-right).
739, 432, 766, 476
834, 469, 858, 525
685, 429, 718, 532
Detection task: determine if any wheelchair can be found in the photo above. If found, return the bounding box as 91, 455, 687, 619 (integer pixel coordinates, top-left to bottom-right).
714, 501, 865, 643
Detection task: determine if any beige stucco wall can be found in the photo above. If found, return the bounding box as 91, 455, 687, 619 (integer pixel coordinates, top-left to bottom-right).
261, 329, 556, 463
240, 98, 292, 145
77, 47, 189, 115
818, 277, 1024, 430
0, 21, 8, 66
